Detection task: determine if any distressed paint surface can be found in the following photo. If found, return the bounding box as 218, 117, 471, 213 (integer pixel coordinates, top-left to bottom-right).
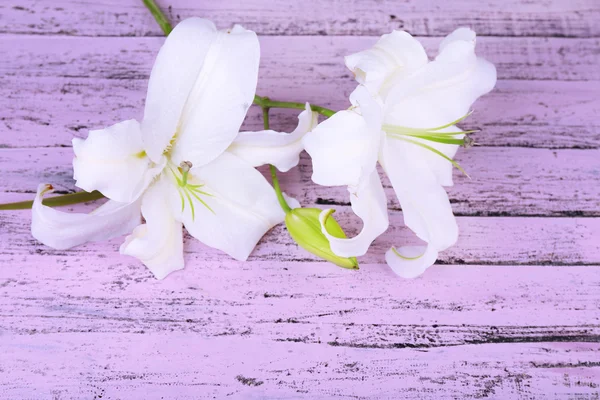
1, 0, 600, 399
2, 0, 599, 37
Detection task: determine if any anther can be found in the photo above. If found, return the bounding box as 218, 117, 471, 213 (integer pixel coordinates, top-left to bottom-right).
462, 135, 475, 149
179, 161, 192, 187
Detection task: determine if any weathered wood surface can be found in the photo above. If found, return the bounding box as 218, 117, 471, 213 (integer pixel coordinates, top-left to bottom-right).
1, 36, 599, 149
5, 77, 599, 149
2, 0, 599, 37
3, 207, 600, 265
1, 0, 600, 398
3, 336, 599, 399
2, 148, 600, 217
2, 258, 600, 398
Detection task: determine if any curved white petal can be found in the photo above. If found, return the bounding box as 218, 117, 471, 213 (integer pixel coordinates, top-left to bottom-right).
168, 24, 260, 168
227, 103, 318, 172
318, 169, 389, 257
120, 177, 184, 280
348, 85, 384, 129
392, 125, 463, 188
380, 137, 458, 253
31, 184, 141, 250
303, 88, 382, 187
385, 245, 438, 279
167, 152, 285, 261
417, 126, 463, 187
345, 30, 428, 96
383, 29, 497, 127
439, 27, 476, 52
142, 18, 219, 162
72, 119, 162, 203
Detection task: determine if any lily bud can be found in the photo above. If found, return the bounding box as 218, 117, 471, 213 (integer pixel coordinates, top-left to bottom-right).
285, 208, 359, 269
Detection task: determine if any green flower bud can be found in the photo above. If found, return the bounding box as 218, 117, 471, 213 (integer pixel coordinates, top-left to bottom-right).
285, 208, 359, 269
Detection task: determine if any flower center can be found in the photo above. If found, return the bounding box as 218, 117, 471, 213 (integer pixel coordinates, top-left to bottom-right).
167, 161, 214, 220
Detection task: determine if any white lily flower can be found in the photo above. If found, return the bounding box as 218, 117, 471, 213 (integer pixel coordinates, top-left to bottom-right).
32, 18, 317, 279
303, 28, 497, 278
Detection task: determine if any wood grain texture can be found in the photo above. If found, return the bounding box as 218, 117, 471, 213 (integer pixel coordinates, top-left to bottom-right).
2, 335, 599, 399
2, 0, 599, 37
1, 262, 600, 398
1, 206, 600, 266
1, 36, 599, 149
5, 77, 598, 149
4, 35, 599, 81
2, 0, 600, 398
2, 147, 600, 217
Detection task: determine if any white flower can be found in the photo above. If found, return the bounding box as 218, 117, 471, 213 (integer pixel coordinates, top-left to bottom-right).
32, 18, 317, 279
302, 28, 497, 278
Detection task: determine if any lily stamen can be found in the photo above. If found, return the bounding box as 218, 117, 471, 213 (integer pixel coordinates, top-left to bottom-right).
167, 162, 214, 218
383, 111, 476, 176
179, 161, 192, 187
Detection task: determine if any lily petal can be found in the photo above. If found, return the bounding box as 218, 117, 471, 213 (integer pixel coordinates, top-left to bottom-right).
120, 177, 184, 280
228, 103, 318, 172
32, 184, 141, 250
319, 169, 389, 257
168, 152, 285, 261
383, 29, 497, 127
72, 119, 162, 203
392, 125, 463, 187
380, 136, 459, 254
169, 24, 260, 168
303, 88, 381, 187
385, 245, 439, 278
345, 30, 428, 96
439, 27, 476, 52
142, 18, 219, 162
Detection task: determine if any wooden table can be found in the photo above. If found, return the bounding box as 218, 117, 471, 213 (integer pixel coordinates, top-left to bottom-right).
1, 1, 599, 398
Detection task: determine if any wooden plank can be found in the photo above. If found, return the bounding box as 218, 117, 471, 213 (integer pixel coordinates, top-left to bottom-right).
1, 204, 599, 265
1, 36, 598, 149
1, 76, 598, 149
2, 262, 600, 399
1, 0, 599, 37
3, 36, 599, 82
1, 334, 599, 399
1, 147, 599, 217
2, 260, 600, 332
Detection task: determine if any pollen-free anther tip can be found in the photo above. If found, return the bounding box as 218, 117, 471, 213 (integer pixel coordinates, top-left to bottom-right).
180, 161, 192, 171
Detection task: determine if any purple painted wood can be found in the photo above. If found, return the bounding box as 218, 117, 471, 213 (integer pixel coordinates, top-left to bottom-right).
3, 0, 599, 37
1, 36, 599, 149
2, 148, 600, 217
1, 0, 600, 398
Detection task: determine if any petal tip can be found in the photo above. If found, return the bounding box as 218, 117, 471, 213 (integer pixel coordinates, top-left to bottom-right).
385, 245, 438, 279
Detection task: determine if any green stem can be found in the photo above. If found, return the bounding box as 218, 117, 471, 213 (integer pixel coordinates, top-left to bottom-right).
262, 106, 291, 213
142, 0, 172, 35
270, 165, 291, 213
0, 190, 104, 210
253, 95, 335, 118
